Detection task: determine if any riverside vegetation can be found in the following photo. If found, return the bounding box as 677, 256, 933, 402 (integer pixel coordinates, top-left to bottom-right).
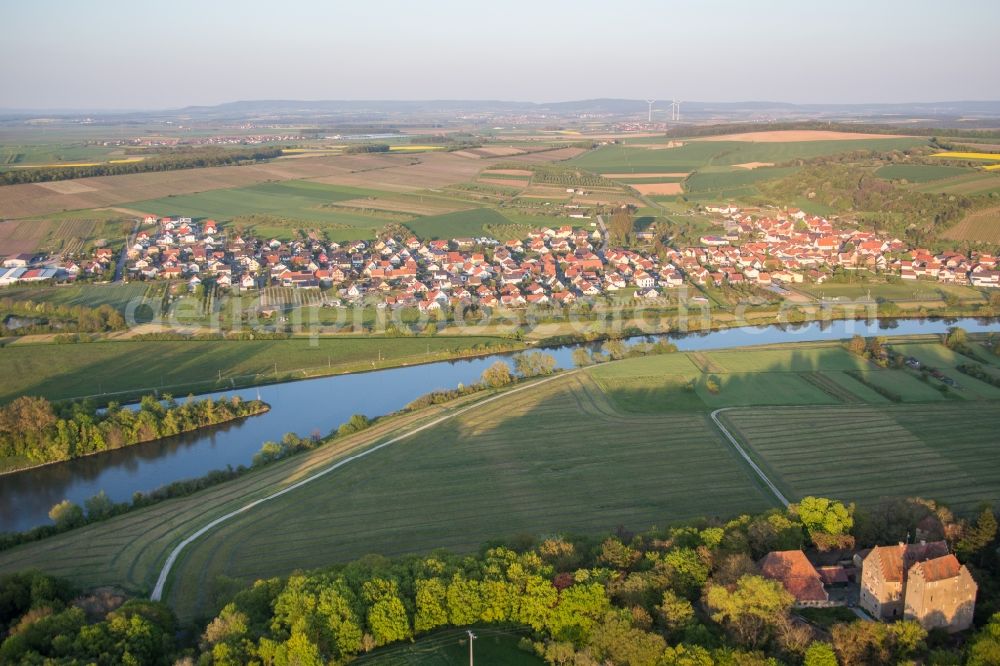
0, 394, 268, 473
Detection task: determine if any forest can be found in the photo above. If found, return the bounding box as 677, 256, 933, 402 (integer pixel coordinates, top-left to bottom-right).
0, 394, 268, 470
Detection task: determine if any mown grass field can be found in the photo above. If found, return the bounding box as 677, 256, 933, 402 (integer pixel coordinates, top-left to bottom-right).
720, 402, 1000, 515
0, 336, 513, 403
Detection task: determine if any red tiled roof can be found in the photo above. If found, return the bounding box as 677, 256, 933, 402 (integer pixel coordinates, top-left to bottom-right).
759, 551, 828, 602
911, 554, 962, 583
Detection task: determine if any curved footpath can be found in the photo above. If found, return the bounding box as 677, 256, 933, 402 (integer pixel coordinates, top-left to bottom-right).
150, 370, 577, 601
710, 408, 789, 507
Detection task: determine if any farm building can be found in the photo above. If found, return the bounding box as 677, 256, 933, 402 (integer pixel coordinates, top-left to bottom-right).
759, 550, 829, 606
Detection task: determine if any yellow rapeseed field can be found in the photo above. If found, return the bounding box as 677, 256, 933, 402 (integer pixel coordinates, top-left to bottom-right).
983, 164, 1000, 171
931, 151, 1000, 161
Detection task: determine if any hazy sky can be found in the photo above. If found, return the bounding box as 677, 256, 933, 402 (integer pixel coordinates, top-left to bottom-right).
2, 0, 998, 109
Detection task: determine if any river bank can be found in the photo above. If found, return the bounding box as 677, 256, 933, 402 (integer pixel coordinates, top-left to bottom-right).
0, 316, 997, 533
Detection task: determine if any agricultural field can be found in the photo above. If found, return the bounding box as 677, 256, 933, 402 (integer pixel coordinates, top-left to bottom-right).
719, 401, 1000, 515
0, 335, 514, 403
567, 137, 927, 175
910, 171, 1000, 196
0, 218, 50, 255
0, 282, 149, 311
874, 164, 973, 183
941, 206, 1000, 242
931, 151, 1000, 162
0, 151, 507, 219
405, 208, 516, 239
794, 280, 985, 302
683, 166, 799, 194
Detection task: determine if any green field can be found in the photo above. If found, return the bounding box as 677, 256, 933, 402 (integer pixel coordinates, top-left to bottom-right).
0, 282, 150, 310
683, 166, 799, 193
126, 180, 396, 239
0, 336, 515, 403
405, 208, 513, 239
874, 164, 973, 183
910, 171, 1000, 195
720, 402, 1000, 515
568, 138, 926, 174
794, 280, 984, 302
358, 628, 540, 665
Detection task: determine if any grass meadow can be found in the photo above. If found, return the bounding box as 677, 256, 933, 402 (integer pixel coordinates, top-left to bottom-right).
720, 402, 1000, 515
875, 164, 973, 183
0, 336, 513, 403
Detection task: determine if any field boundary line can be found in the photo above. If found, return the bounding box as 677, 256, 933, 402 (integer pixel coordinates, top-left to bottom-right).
710, 408, 789, 508
150, 370, 576, 601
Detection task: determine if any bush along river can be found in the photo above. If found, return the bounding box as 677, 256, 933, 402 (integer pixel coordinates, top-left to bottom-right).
1, 316, 998, 533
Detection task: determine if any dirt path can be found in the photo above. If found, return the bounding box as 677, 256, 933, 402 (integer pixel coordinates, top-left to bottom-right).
710, 408, 789, 507
150, 371, 576, 601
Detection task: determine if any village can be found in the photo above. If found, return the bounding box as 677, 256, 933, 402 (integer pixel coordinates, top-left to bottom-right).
2, 204, 999, 311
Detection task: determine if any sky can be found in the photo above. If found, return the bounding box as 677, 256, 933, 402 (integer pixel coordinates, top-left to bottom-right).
1, 0, 998, 110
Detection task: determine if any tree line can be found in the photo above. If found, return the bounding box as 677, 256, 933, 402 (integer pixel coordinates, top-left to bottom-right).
1, 494, 998, 663
0, 394, 268, 470
0, 297, 126, 335
0, 146, 284, 186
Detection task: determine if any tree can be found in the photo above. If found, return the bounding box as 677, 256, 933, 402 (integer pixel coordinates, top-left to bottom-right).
848, 334, 867, 356
956, 504, 997, 563
481, 361, 513, 388
84, 491, 114, 520
513, 352, 557, 377
363, 579, 411, 647
803, 641, 838, 666
704, 575, 794, 649
656, 590, 695, 636
48, 500, 84, 529
793, 496, 854, 537
944, 326, 968, 349
967, 612, 1000, 666
414, 578, 448, 632
572, 348, 593, 368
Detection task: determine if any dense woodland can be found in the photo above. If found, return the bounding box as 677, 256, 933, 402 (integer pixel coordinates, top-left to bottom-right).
0, 394, 268, 469
0, 146, 284, 185
1, 496, 998, 664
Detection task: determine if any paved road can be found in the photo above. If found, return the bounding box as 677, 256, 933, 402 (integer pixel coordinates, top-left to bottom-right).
150, 371, 576, 601
595, 215, 608, 253
113, 219, 141, 282
709, 408, 789, 507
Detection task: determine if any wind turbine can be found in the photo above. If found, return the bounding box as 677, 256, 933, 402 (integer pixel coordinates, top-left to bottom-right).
645, 100, 656, 123
670, 100, 682, 122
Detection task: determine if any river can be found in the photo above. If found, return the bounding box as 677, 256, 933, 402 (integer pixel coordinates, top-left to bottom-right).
1, 317, 998, 533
